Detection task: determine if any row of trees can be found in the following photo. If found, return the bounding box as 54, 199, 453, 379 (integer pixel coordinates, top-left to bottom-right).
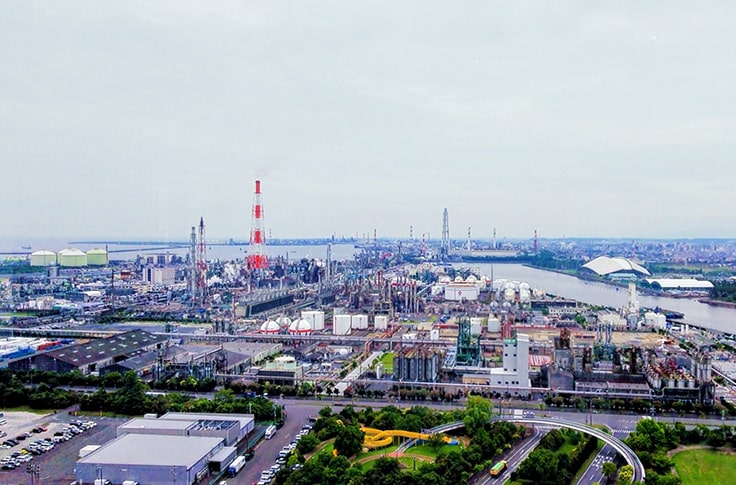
543, 394, 717, 416
513, 428, 599, 485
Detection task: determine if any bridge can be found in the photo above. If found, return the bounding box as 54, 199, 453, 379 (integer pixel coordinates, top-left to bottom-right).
396, 417, 645, 483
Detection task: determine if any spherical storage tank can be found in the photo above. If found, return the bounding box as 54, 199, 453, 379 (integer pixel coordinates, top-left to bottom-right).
86, 248, 108, 266
30, 250, 57, 267
259, 319, 280, 334
58, 248, 87, 267
289, 318, 312, 335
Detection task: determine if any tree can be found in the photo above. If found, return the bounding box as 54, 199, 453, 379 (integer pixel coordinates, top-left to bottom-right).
518, 448, 559, 484
617, 465, 634, 485
334, 425, 365, 457
602, 461, 617, 479
464, 395, 492, 437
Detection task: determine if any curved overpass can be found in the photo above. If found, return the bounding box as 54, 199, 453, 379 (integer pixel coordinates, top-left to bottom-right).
396, 417, 645, 483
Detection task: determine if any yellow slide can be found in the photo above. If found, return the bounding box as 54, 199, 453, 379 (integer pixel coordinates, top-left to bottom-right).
361, 427, 452, 449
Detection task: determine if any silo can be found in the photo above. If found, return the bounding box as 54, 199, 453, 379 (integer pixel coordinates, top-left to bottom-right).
374, 315, 388, 330
301, 310, 325, 331
352, 314, 368, 330
487, 317, 501, 333
333, 315, 352, 335
470, 317, 483, 335
30, 250, 57, 267
86, 248, 108, 266
58, 248, 87, 267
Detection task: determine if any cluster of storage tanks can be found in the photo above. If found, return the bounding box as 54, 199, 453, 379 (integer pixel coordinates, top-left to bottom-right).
30, 248, 108, 267
258, 310, 327, 335
492, 280, 543, 303
332, 314, 389, 335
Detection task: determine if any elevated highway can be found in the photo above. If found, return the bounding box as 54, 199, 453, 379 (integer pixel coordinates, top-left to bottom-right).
396, 417, 645, 483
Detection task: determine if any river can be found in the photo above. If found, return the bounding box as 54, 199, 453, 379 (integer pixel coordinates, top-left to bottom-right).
463, 263, 736, 335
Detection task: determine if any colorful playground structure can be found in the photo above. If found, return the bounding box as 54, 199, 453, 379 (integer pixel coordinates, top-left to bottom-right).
361, 427, 458, 449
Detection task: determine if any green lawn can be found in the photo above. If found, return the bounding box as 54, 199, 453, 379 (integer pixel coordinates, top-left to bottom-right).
673, 449, 736, 485
357, 444, 399, 460
409, 443, 459, 458
3, 405, 57, 415
379, 353, 395, 373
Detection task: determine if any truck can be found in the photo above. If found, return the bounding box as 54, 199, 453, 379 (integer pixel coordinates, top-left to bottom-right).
265, 424, 277, 440
227, 455, 246, 477
490, 460, 507, 477
94, 480, 111, 485
122, 481, 140, 485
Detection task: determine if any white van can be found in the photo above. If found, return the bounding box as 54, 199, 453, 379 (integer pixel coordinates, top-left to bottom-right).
265, 425, 277, 440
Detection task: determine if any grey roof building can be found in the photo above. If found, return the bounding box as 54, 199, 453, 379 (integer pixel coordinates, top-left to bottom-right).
8, 329, 166, 374
76, 434, 224, 485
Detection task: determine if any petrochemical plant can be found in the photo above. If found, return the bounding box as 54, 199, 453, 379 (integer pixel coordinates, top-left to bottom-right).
0, 180, 732, 414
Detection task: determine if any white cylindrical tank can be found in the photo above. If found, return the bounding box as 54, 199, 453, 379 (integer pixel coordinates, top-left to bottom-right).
430, 328, 440, 340
86, 248, 108, 266
58, 248, 87, 267
470, 317, 483, 335
351, 314, 368, 330
30, 250, 57, 267
301, 310, 325, 331
333, 315, 352, 335
487, 317, 501, 333
374, 315, 388, 330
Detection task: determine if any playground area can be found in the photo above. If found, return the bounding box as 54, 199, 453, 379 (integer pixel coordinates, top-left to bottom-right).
361, 427, 459, 449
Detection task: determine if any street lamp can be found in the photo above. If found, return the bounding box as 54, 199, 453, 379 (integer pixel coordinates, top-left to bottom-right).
26, 463, 40, 485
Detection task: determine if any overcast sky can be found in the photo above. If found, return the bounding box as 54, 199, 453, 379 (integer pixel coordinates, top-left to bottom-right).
2, 2, 735, 242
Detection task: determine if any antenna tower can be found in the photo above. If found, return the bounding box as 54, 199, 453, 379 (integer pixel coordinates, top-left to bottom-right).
440, 208, 450, 259
189, 225, 197, 301
466, 226, 472, 251
247, 180, 269, 270
533, 229, 539, 253
197, 217, 207, 303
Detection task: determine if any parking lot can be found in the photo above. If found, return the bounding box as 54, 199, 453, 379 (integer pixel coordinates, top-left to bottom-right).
0, 411, 125, 485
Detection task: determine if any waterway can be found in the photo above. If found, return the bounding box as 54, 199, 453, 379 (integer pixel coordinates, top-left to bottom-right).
464, 263, 736, 335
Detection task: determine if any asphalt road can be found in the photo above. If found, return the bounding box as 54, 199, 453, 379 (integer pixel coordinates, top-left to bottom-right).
576, 431, 629, 485
231, 403, 324, 485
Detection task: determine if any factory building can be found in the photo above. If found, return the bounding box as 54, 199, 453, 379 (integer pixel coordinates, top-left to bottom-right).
8, 329, 166, 374
393, 345, 443, 382
142, 266, 176, 285
76, 412, 254, 484
76, 434, 224, 485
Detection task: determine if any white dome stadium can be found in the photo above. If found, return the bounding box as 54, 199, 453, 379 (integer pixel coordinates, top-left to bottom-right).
581, 256, 650, 277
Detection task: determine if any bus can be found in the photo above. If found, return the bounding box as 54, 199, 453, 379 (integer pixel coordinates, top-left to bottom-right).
490, 460, 507, 477
265, 424, 277, 440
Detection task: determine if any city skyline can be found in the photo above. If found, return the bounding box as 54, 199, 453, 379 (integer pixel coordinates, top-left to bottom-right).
2, 2, 736, 241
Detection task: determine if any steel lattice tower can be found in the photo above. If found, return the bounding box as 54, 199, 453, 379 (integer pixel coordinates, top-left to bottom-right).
197, 217, 207, 303
440, 208, 450, 259
189, 225, 197, 301
247, 180, 269, 270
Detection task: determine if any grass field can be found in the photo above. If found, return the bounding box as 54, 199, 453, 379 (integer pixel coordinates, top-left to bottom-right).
4, 405, 57, 415
379, 352, 395, 373
673, 449, 736, 485
409, 443, 459, 458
